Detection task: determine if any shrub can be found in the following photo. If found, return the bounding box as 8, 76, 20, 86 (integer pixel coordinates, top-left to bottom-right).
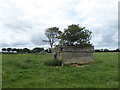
44, 60, 62, 66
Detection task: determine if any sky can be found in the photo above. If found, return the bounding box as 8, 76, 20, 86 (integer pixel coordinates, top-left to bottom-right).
0, 0, 119, 50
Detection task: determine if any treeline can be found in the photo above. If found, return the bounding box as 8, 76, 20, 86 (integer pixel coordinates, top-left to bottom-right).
94, 48, 120, 52
1, 47, 119, 53
1, 47, 52, 53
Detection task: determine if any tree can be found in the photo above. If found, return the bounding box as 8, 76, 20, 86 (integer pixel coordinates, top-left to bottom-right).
7, 48, 11, 52
58, 24, 92, 46
100, 49, 104, 52
31, 48, 44, 53
2, 48, 6, 52
23, 48, 30, 53
11, 48, 17, 52
104, 49, 109, 52
44, 27, 62, 48
95, 49, 100, 52
16, 49, 23, 53
116, 48, 120, 52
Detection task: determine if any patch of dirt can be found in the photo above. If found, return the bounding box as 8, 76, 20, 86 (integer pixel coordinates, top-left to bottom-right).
70, 64, 90, 67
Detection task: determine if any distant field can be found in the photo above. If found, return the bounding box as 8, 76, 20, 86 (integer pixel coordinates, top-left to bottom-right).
2, 52, 118, 88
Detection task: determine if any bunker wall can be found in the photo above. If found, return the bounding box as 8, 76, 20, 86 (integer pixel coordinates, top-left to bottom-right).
52, 46, 94, 64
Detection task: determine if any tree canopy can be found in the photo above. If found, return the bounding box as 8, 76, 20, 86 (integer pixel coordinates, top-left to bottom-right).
58, 24, 92, 46
31, 47, 44, 53
44, 27, 62, 48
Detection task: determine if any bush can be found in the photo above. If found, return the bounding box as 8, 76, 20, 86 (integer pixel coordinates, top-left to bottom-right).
44, 60, 62, 66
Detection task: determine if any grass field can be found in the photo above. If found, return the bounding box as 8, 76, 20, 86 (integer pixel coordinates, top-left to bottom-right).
2, 52, 118, 88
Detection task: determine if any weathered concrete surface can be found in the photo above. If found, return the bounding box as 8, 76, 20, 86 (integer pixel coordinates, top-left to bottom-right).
52, 46, 94, 64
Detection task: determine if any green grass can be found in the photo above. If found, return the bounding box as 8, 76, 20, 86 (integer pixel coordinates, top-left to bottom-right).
2, 52, 118, 88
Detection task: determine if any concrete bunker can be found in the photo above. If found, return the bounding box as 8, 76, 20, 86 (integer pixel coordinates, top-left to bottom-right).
52, 46, 94, 64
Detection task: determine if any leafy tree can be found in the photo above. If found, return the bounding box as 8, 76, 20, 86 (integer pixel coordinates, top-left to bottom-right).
104, 49, 109, 52
22, 48, 30, 53
58, 24, 92, 46
95, 49, 101, 52
100, 49, 104, 52
11, 48, 17, 52
44, 27, 62, 48
16, 49, 23, 53
2, 48, 6, 52
116, 48, 120, 52
31, 48, 44, 53
7, 48, 11, 52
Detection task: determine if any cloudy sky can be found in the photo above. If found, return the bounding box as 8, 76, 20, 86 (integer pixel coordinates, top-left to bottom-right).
0, 0, 118, 50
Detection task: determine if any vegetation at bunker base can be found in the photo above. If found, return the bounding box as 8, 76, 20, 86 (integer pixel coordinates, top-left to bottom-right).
2, 52, 118, 88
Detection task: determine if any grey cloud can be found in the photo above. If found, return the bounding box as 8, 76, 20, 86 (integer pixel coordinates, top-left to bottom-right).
4, 20, 35, 33
11, 41, 30, 47
0, 41, 30, 48
0, 43, 9, 47
0, 0, 118, 50
30, 32, 48, 46
94, 20, 118, 49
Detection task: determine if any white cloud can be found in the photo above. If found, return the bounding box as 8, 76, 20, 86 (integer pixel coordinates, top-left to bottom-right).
0, 0, 118, 50
73, 0, 118, 49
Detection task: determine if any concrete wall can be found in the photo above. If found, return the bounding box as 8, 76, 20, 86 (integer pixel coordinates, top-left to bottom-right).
52, 46, 94, 64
